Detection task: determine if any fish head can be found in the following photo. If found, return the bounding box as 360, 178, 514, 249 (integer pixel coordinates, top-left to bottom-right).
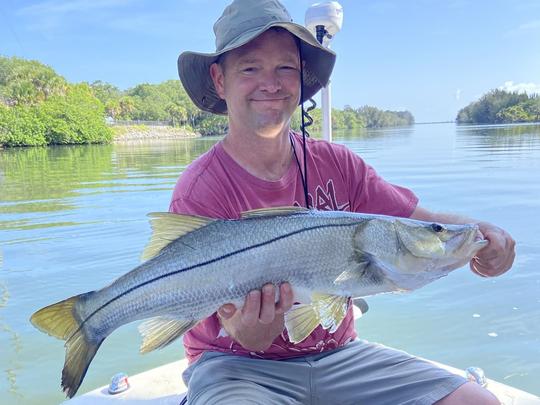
353, 217, 488, 291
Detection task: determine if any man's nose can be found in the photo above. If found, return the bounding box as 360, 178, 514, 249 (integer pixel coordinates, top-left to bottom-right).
258, 70, 281, 93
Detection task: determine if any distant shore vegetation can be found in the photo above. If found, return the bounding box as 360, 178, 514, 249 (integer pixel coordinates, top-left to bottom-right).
456, 89, 540, 124
0, 56, 414, 147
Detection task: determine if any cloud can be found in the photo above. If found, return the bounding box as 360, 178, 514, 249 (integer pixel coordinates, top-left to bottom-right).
455, 88, 462, 101
105, 12, 181, 36
447, 0, 470, 9
369, 1, 398, 14
498, 81, 540, 95
15, 0, 186, 39
505, 19, 540, 36
16, 0, 138, 35
18, 0, 134, 16
518, 20, 540, 31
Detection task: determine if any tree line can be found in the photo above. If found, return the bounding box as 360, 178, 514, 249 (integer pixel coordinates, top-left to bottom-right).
1, 56, 414, 147
0, 57, 113, 147
456, 89, 540, 124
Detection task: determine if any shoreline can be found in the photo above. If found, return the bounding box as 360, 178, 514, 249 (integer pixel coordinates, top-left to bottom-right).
111, 125, 200, 142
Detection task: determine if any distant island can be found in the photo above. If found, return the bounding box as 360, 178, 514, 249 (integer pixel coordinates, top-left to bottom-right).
456, 89, 540, 124
0, 56, 414, 148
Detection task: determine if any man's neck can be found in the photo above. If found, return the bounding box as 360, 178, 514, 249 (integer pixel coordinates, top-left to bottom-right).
222, 124, 293, 182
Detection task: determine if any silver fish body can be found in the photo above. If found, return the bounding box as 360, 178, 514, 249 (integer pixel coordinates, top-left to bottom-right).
30, 208, 487, 398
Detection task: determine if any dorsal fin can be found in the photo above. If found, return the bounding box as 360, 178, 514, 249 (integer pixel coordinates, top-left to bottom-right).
240, 206, 309, 219
141, 212, 214, 261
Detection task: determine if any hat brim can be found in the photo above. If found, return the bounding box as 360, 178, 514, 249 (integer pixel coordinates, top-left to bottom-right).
178, 21, 336, 115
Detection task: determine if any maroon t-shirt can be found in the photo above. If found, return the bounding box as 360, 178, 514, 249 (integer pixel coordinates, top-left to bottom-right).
170, 132, 418, 364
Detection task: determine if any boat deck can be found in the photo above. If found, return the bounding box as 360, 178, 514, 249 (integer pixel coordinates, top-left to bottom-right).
64, 357, 540, 404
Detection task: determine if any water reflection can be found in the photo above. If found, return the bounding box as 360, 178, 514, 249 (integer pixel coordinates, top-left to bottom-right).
456, 123, 540, 155
0, 138, 219, 217
112, 138, 218, 174
0, 145, 115, 205
334, 126, 415, 141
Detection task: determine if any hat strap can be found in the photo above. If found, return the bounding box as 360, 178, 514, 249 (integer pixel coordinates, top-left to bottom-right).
297, 41, 313, 209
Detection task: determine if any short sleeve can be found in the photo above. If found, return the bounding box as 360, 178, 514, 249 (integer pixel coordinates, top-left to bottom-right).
341, 147, 418, 217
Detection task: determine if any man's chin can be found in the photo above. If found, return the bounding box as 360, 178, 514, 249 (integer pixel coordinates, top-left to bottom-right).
253, 119, 290, 135
252, 112, 289, 129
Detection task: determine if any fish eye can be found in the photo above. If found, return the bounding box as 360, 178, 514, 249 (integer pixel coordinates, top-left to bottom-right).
431, 223, 445, 233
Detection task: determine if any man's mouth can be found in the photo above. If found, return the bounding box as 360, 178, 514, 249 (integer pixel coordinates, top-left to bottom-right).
251, 97, 288, 102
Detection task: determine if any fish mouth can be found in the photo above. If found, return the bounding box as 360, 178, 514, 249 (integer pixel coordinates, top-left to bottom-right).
474, 238, 489, 248
474, 233, 488, 245
451, 226, 488, 256
470, 228, 489, 252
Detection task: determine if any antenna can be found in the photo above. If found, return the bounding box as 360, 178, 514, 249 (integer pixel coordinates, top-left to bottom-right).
305, 2, 343, 143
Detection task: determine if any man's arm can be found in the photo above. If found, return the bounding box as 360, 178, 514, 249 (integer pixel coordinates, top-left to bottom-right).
410, 206, 515, 277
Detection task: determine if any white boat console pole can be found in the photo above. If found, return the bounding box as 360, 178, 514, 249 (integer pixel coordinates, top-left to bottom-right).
305, 1, 343, 143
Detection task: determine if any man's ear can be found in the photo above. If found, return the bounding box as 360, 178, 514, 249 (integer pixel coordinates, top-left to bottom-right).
210, 63, 226, 99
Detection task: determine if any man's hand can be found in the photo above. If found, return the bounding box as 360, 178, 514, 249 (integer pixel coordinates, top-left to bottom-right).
471, 222, 515, 277
411, 206, 516, 278
217, 283, 294, 352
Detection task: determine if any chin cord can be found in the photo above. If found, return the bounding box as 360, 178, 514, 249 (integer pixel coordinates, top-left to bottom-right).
295, 41, 315, 209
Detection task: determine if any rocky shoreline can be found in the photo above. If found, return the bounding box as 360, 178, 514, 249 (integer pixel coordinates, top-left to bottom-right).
111, 125, 200, 141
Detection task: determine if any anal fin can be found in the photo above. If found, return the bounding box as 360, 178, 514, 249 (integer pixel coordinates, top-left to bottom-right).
138, 316, 197, 354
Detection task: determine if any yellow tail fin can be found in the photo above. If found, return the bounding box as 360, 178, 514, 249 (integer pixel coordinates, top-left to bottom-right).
30, 294, 103, 398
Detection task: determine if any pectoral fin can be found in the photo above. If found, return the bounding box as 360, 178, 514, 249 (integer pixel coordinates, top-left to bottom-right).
284, 293, 350, 343
333, 251, 371, 286
138, 316, 197, 354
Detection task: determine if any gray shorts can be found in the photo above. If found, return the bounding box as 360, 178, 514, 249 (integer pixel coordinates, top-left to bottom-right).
182, 340, 467, 405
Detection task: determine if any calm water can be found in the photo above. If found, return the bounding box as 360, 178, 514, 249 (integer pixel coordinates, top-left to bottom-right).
1, 123, 539, 404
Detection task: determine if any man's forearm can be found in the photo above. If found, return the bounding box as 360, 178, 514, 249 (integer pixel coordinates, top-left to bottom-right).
410, 206, 477, 225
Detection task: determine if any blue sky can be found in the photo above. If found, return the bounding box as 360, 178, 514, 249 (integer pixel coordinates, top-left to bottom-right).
1, 0, 539, 122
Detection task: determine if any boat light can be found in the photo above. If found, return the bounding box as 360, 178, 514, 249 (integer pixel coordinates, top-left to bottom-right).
108, 372, 130, 395
465, 366, 488, 387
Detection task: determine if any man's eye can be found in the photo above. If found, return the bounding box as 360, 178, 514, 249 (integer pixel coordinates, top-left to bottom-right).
242, 67, 256, 73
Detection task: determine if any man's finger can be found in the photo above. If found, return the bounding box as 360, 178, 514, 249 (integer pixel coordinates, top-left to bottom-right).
499, 249, 515, 275
470, 258, 488, 277
259, 284, 276, 324
275, 283, 293, 314
217, 303, 237, 320
471, 247, 515, 277
241, 290, 261, 326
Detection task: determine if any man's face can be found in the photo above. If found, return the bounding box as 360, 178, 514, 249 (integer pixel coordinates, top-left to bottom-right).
210, 29, 301, 136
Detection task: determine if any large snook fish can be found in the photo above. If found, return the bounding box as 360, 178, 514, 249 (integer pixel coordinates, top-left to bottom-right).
30, 207, 487, 398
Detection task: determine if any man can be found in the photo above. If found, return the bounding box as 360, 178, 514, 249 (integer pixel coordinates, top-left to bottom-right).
171, 0, 515, 403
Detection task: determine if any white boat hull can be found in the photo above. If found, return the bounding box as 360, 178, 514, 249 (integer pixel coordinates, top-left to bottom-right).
63, 355, 540, 405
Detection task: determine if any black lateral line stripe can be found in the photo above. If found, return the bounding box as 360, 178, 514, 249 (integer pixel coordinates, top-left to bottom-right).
70, 221, 360, 341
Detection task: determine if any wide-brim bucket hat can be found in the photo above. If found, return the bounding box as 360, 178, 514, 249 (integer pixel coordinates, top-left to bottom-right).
178, 0, 336, 115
